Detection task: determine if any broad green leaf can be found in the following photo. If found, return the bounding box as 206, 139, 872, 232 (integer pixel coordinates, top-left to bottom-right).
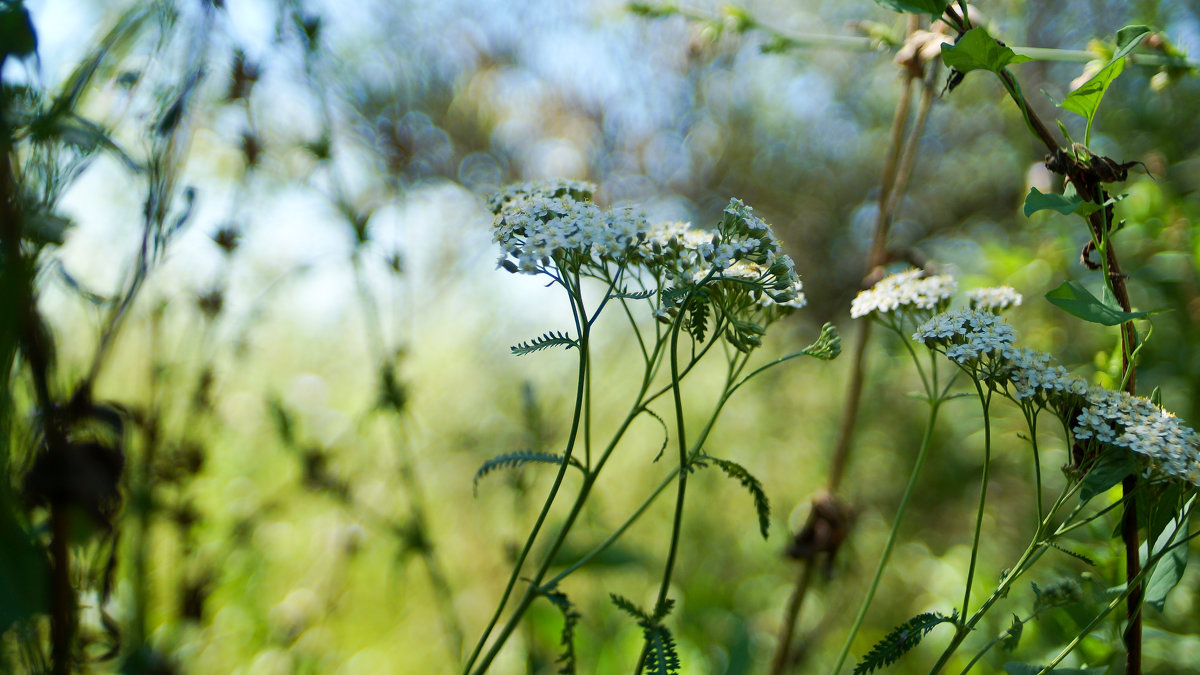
941, 27, 1032, 75
1045, 281, 1161, 326
1079, 452, 1135, 502
870, 0, 950, 16
1023, 188, 1086, 217
1143, 507, 1189, 612
1060, 26, 1151, 134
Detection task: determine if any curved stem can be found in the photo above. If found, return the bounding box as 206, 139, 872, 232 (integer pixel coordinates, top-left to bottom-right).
960, 384, 993, 621
831, 395, 942, 674
463, 284, 591, 673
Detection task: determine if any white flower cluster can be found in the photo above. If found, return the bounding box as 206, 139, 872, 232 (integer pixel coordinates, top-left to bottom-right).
915, 308, 1200, 487
965, 285, 1023, 311
1075, 388, 1200, 486
491, 180, 648, 274
850, 269, 957, 319
915, 310, 1087, 404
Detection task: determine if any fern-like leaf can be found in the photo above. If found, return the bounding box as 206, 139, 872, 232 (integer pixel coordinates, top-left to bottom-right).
610, 594, 681, 675
698, 455, 771, 538
510, 331, 577, 356
642, 624, 681, 675
685, 300, 710, 343
854, 611, 957, 675
609, 593, 649, 622
473, 451, 582, 494
540, 587, 582, 675
612, 287, 654, 300
641, 408, 669, 463
1046, 541, 1096, 567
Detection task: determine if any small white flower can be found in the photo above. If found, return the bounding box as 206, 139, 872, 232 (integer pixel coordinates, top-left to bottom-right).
851, 269, 956, 319
965, 286, 1023, 311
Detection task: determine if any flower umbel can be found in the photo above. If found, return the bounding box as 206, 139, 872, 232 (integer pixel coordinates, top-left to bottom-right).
850, 268, 956, 319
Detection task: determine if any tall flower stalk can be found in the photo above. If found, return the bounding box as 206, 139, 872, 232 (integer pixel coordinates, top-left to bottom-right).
465, 181, 838, 673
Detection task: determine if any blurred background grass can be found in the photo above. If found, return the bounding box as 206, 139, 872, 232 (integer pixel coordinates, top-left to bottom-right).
4, 0, 1200, 672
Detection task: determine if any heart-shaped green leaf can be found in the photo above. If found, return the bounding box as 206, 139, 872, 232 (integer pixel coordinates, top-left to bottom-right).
941, 27, 1032, 75
1061, 26, 1151, 138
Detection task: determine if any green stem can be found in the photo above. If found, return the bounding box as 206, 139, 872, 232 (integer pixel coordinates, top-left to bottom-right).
463, 284, 591, 673
636, 297, 696, 673
831, 394, 942, 674
960, 383, 993, 621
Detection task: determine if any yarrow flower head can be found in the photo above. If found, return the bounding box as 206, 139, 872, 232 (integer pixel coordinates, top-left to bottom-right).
913, 308, 1018, 368
491, 179, 649, 274
1074, 388, 1200, 487
965, 286, 1023, 312
851, 269, 957, 319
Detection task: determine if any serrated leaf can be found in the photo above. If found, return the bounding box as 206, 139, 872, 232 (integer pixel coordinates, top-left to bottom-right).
642, 407, 669, 463
540, 587, 582, 675
1079, 451, 1135, 502
612, 287, 654, 300
699, 456, 771, 538
510, 330, 577, 356
1045, 281, 1163, 326
643, 624, 681, 675
941, 27, 1033, 75
1047, 541, 1096, 567
855, 611, 957, 674
609, 593, 650, 622
1004, 664, 1108, 675
1060, 26, 1150, 136
869, 0, 950, 16
473, 451, 581, 494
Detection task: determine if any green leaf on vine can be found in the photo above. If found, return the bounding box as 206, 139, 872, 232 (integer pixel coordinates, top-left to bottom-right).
941, 27, 1032, 75
1060, 26, 1151, 135
1045, 281, 1162, 326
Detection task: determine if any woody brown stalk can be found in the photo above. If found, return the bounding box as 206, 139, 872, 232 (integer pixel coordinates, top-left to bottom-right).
950, 5, 1142, 663
770, 15, 945, 673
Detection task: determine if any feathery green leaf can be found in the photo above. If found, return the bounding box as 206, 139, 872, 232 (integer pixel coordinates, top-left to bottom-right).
510, 331, 578, 356
540, 587, 582, 674
854, 611, 957, 674
474, 451, 582, 494
696, 455, 770, 538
